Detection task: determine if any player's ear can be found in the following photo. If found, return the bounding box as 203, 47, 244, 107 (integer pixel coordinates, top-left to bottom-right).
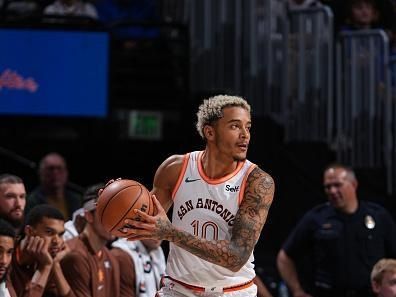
24, 225, 33, 236
84, 210, 94, 223
203, 125, 214, 140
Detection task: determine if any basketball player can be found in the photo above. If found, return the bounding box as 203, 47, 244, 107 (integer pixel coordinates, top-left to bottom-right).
120, 95, 275, 296
0, 219, 17, 297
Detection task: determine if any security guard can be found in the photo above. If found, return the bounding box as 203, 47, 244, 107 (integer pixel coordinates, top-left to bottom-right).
277, 163, 396, 297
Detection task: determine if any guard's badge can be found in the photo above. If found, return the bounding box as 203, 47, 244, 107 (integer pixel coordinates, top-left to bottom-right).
365, 215, 375, 229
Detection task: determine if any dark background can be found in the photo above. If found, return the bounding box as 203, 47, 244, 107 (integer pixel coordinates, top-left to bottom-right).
1, 21, 395, 293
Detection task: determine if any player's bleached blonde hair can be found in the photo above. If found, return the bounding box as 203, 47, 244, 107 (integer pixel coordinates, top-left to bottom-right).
196, 95, 251, 139
371, 258, 396, 284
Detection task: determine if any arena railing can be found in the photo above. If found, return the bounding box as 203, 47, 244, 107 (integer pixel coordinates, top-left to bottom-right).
283, 5, 334, 142
335, 29, 393, 193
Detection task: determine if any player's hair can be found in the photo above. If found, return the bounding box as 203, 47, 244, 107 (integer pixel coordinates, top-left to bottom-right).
371, 258, 396, 284
24, 205, 65, 227
324, 163, 357, 182
0, 219, 15, 239
196, 95, 251, 139
38, 152, 67, 172
82, 182, 105, 212
0, 174, 23, 185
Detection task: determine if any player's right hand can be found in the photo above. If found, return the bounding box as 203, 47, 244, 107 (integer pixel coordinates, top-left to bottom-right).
21, 235, 53, 267
124, 194, 173, 241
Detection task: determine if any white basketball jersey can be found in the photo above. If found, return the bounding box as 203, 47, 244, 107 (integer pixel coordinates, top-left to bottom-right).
167, 151, 257, 287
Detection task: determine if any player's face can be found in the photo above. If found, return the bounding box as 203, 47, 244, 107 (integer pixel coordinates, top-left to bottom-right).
211, 106, 251, 161
0, 236, 14, 281
372, 271, 396, 297
92, 210, 115, 242
30, 217, 65, 258
323, 168, 357, 212
0, 182, 26, 227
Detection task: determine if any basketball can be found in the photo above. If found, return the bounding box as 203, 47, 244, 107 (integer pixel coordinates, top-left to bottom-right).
96, 179, 154, 237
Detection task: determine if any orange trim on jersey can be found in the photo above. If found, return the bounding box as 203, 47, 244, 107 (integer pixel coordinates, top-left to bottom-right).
163, 276, 254, 293
197, 151, 245, 185
171, 153, 190, 200
238, 163, 257, 205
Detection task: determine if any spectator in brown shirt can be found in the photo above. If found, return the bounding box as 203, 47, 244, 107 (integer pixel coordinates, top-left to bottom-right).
11, 205, 74, 297
61, 183, 120, 297
0, 219, 17, 297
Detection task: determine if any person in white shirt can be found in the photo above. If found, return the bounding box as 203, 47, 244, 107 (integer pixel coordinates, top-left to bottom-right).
111, 238, 166, 297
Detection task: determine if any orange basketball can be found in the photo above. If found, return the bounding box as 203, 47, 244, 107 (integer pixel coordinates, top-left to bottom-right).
96, 179, 154, 237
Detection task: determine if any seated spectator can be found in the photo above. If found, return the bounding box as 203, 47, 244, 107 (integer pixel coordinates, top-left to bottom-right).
0, 219, 17, 297
11, 205, 74, 297
26, 152, 82, 221
63, 208, 85, 241
111, 238, 166, 297
43, 0, 98, 19
371, 258, 396, 297
61, 183, 120, 297
0, 174, 26, 234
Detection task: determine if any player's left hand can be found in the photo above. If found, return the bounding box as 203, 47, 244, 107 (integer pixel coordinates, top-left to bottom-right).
123, 194, 173, 241
53, 242, 70, 263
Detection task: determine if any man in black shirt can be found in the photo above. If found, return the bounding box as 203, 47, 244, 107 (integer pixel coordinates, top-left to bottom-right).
277, 163, 396, 297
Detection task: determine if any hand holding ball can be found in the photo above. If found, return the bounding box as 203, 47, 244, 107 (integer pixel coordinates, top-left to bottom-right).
96, 179, 153, 237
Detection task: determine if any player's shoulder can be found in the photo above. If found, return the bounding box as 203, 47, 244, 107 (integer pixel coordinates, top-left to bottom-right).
247, 166, 275, 187
154, 153, 188, 184
158, 154, 187, 174
244, 166, 275, 201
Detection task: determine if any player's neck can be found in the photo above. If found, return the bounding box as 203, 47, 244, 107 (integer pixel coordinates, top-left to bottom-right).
201, 149, 239, 179
82, 227, 107, 253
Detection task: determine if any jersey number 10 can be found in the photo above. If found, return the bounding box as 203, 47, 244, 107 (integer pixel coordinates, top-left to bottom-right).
191, 220, 219, 240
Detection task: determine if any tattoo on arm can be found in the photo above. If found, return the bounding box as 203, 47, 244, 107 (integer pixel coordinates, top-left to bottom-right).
156, 167, 275, 271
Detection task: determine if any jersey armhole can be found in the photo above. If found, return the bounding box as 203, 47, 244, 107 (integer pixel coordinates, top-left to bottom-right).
171, 153, 190, 201
238, 164, 257, 205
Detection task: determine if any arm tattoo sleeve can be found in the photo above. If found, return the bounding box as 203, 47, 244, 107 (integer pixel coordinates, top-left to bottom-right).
160, 167, 275, 271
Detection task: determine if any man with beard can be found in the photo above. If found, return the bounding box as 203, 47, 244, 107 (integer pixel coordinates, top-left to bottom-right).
61, 183, 120, 297
0, 219, 17, 297
0, 174, 26, 234
11, 205, 75, 297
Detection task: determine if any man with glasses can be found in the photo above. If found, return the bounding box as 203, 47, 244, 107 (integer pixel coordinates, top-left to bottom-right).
26, 152, 82, 220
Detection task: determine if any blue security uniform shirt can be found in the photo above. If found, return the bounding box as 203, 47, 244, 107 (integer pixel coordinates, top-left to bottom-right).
283, 201, 396, 291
